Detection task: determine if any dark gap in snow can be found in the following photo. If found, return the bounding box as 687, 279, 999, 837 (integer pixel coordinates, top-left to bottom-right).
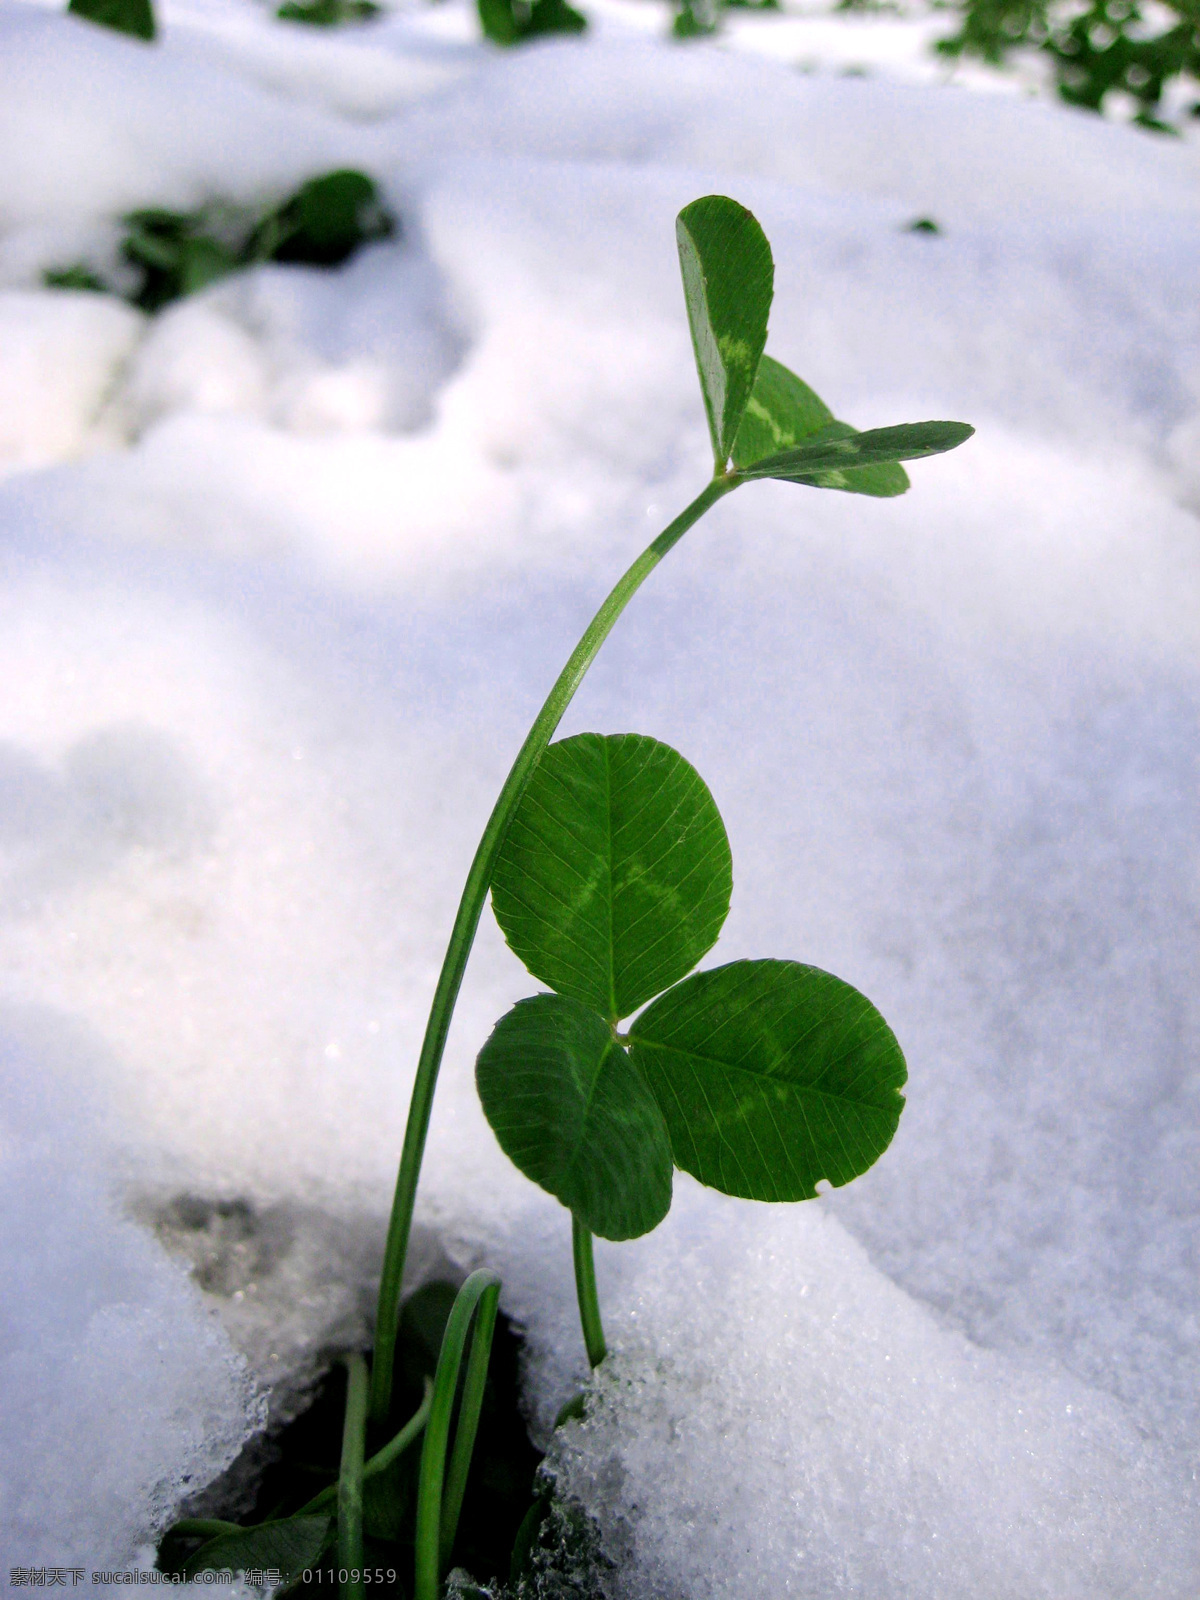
162, 1280, 548, 1591
146, 1193, 583, 1593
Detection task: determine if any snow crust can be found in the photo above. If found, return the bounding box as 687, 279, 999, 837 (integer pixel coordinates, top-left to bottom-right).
1, 0, 1199, 1589
551, 1192, 1198, 1598
0, 1012, 260, 1567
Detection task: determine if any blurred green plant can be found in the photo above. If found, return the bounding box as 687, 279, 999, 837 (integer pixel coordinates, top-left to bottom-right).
67, 0, 155, 42
247, 170, 394, 269
673, 0, 777, 38
43, 170, 394, 314
42, 264, 109, 293
936, 0, 1200, 131
119, 209, 243, 312
276, 0, 382, 26
477, 0, 587, 45
673, 0, 721, 35
473, 0, 779, 46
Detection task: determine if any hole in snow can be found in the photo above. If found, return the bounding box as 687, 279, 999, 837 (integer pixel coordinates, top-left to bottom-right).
164, 1277, 551, 1593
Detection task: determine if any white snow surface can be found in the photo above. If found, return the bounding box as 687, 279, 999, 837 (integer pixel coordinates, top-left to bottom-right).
0, 1012, 261, 1567
1, 0, 1199, 1589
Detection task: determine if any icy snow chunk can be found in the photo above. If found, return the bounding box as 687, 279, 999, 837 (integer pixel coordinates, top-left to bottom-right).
410, 122, 1198, 452
273, 359, 393, 435
0, 290, 142, 474
117, 240, 465, 438
145, 1192, 460, 1424
0, 1010, 260, 1565
120, 301, 271, 433
545, 1189, 1200, 1600
49, 112, 1196, 582
219, 242, 466, 435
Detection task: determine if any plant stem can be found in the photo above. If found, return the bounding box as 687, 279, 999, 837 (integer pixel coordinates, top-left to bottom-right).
297, 1377, 433, 1519
415, 1270, 503, 1600
572, 1214, 607, 1368
438, 1280, 500, 1570
369, 473, 738, 1423
337, 1353, 368, 1600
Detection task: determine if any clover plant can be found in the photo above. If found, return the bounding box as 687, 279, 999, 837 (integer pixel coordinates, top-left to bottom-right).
43, 171, 394, 315
937, 0, 1200, 132
162, 195, 972, 1598
477, 0, 587, 47
68, 0, 155, 42
277, 0, 382, 26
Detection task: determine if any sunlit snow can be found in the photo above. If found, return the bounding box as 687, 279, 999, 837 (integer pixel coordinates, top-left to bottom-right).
1, 0, 1199, 1590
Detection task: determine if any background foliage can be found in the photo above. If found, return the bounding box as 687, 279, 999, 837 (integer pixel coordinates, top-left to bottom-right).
936, 0, 1198, 130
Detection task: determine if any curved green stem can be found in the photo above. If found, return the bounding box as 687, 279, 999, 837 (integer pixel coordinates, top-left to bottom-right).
414, 1270, 503, 1600
439, 1279, 500, 1570
369, 474, 738, 1423
297, 1377, 433, 1520
337, 1353, 369, 1600
572, 1214, 607, 1369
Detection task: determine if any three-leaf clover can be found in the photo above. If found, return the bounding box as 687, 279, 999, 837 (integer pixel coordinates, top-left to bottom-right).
469, 198, 971, 1369
478, 733, 907, 1240
366, 191, 971, 1426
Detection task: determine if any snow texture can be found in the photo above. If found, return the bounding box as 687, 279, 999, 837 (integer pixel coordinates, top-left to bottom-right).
0, 1011, 261, 1568
1, 0, 1199, 1590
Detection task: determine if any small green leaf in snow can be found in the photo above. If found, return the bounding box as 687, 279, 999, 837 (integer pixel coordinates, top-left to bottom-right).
676, 196, 774, 470
732, 356, 910, 498
69, 0, 156, 41
630, 958, 906, 1202
738, 419, 974, 485
476, 993, 673, 1240
491, 733, 732, 1022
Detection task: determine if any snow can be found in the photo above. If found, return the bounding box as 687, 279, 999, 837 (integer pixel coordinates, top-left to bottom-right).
550, 1192, 1198, 1597
1, 0, 1199, 1589
0, 1010, 261, 1567
0, 290, 142, 471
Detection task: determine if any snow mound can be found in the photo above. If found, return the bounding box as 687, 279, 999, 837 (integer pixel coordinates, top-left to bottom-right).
549, 1192, 1200, 1599
0, 290, 142, 475
0, 1010, 260, 1566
